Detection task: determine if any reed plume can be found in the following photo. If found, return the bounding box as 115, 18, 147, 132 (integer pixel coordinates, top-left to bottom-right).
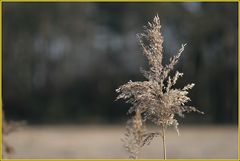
116, 15, 203, 159
2, 109, 25, 158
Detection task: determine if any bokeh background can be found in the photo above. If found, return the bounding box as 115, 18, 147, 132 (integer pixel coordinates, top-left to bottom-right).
3, 2, 238, 159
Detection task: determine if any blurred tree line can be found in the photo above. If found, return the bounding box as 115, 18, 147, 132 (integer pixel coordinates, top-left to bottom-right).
3, 2, 237, 124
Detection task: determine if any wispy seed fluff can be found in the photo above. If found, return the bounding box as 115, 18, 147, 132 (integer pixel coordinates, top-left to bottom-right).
116, 15, 203, 159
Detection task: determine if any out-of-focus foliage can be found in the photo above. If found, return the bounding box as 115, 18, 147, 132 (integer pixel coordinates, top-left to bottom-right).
3, 2, 237, 124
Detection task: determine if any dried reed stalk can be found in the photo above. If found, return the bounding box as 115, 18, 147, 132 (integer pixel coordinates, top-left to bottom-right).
116, 15, 203, 159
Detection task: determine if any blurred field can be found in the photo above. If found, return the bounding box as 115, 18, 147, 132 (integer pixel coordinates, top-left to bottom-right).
3, 125, 238, 159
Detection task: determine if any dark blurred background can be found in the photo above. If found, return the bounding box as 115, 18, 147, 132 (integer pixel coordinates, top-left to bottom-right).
3, 2, 238, 125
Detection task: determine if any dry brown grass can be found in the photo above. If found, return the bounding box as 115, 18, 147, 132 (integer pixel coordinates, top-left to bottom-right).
116, 15, 203, 159
4, 125, 237, 159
